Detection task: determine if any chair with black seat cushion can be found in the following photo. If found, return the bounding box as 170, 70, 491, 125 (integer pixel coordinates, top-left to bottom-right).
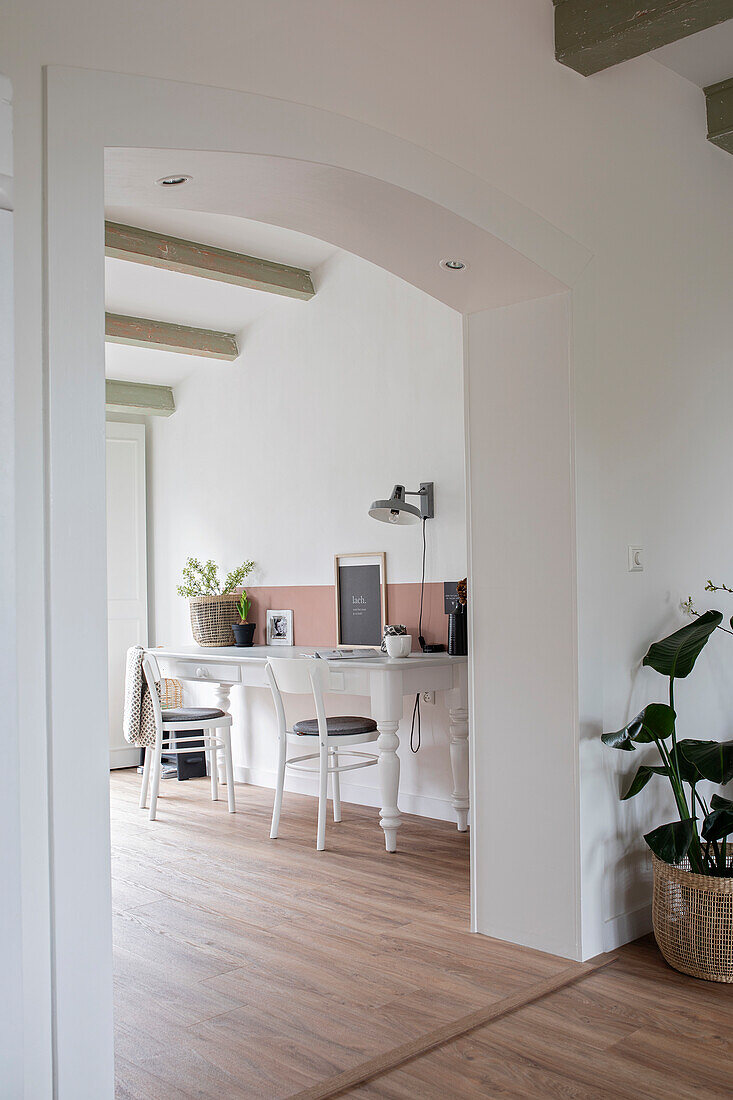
266, 656, 379, 850
140, 652, 236, 820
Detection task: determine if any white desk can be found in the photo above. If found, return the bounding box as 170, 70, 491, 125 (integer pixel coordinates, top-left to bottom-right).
152, 645, 469, 851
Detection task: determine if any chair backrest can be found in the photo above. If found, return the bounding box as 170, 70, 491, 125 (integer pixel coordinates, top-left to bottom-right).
141, 651, 164, 731
266, 657, 329, 743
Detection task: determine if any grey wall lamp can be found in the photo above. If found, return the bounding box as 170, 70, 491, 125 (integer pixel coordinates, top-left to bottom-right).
368, 482, 434, 525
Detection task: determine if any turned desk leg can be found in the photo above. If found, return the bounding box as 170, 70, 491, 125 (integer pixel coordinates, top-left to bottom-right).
448, 702, 470, 832
373, 671, 402, 852
376, 720, 401, 852
213, 683, 231, 784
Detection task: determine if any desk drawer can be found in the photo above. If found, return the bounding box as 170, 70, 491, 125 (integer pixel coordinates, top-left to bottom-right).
157, 658, 242, 685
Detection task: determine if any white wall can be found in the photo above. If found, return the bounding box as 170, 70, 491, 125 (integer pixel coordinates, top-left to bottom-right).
145, 249, 466, 820
0, 75, 24, 1100
149, 252, 465, 592
576, 240, 733, 954
467, 293, 579, 958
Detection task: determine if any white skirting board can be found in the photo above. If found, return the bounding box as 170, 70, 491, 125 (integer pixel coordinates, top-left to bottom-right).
602, 902, 652, 954
110, 745, 141, 770
234, 765, 458, 824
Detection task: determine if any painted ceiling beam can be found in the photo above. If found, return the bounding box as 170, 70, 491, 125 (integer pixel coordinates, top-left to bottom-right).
705, 76, 733, 153
554, 0, 733, 76
105, 221, 315, 300
105, 379, 175, 418
105, 312, 239, 361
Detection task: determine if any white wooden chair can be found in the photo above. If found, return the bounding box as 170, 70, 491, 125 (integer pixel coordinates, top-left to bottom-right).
266, 656, 379, 850
140, 652, 236, 820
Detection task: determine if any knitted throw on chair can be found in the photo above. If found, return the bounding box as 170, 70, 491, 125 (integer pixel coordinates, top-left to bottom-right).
123, 645, 160, 747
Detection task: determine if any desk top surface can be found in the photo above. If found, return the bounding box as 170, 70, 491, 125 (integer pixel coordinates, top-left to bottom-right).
151, 644, 467, 672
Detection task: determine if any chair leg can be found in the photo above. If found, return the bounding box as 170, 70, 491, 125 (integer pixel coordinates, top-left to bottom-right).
331, 747, 341, 823
270, 733, 287, 839
208, 733, 218, 801
222, 728, 236, 813
148, 741, 162, 821
317, 743, 328, 851
139, 746, 152, 809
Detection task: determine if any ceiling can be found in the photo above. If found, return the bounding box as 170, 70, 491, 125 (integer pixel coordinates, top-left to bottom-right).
651, 21, 733, 88
105, 147, 570, 388
104, 210, 337, 386
104, 30, 732, 392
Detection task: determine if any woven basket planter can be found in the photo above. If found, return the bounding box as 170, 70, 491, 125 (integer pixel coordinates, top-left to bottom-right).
188, 594, 239, 647
652, 853, 733, 983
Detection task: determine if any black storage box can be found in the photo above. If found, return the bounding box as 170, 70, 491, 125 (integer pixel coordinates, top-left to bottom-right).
137, 731, 207, 780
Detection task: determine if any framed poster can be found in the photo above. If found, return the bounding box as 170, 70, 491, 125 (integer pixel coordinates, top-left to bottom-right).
334, 552, 387, 648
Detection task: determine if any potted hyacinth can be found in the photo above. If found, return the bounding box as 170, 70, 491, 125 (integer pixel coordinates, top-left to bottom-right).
602, 588, 733, 983
232, 590, 256, 647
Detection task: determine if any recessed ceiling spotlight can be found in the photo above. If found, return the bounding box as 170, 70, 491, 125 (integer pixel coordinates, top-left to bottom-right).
155, 174, 192, 187
440, 258, 467, 271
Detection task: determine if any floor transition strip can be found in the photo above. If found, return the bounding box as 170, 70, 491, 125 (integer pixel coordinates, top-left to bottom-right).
287, 953, 618, 1100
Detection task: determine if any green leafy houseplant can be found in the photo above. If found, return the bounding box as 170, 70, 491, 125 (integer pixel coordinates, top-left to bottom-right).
177, 557, 255, 598
602, 609, 733, 877
232, 589, 256, 647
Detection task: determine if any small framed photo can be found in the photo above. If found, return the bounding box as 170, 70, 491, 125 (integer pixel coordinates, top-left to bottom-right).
334, 552, 387, 648
266, 609, 293, 646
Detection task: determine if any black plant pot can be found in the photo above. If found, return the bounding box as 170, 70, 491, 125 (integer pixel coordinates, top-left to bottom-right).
232, 622, 256, 647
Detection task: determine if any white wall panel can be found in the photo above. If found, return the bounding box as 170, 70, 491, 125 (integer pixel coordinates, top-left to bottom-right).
467, 294, 579, 958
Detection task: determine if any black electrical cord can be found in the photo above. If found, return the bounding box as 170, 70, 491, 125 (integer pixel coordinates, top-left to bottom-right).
417, 516, 427, 652
410, 517, 428, 753
410, 691, 421, 754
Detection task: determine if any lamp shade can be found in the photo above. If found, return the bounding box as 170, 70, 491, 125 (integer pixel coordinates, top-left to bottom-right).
368, 485, 422, 525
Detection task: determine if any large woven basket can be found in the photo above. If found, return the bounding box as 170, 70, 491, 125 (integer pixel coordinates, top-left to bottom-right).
188, 594, 239, 647
652, 852, 733, 983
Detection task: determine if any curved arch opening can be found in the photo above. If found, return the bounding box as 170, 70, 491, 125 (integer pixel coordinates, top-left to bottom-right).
105, 147, 568, 314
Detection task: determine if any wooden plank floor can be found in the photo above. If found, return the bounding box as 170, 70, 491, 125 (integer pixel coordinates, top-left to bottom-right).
111, 770, 732, 1099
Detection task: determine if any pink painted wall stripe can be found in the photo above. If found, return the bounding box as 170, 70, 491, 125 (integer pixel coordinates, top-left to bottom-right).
245, 582, 449, 650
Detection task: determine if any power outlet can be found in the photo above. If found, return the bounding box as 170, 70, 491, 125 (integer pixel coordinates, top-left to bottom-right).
422, 691, 435, 705
628, 546, 644, 572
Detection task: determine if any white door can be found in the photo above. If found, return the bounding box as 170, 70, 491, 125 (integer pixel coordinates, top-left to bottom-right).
106, 421, 148, 768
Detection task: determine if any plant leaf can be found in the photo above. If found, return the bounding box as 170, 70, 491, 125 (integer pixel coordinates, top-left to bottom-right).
642, 610, 722, 679
702, 805, 733, 842
678, 739, 733, 785
601, 703, 676, 751
601, 728, 636, 751
644, 818, 696, 864
621, 765, 667, 801
711, 794, 733, 812
631, 703, 677, 743
674, 739, 706, 785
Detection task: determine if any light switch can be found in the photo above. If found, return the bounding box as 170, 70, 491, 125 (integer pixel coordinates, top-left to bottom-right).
628, 546, 644, 572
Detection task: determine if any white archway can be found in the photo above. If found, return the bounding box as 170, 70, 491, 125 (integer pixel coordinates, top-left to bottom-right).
39, 64, 592, 1093
104, 147, 566, 313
